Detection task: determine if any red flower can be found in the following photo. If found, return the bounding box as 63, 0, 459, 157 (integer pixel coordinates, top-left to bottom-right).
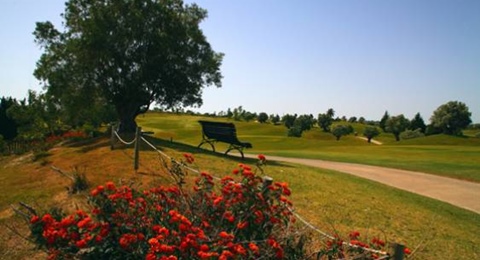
183, 153, 194, 164
75, 239, 87, 248
349, 230, 360, 240
258, 154, 266, 162
404, 247, 412, 255
106, 181, 116, 190
236, 221, 248, 229
248, 242, 259, 253
30, 215, 40, 224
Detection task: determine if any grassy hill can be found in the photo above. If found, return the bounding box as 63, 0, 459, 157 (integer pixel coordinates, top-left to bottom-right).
1, 113, 479, 259
137, 112, 480, 182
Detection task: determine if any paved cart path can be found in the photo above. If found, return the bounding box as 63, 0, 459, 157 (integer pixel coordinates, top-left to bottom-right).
246, 154, 480, 214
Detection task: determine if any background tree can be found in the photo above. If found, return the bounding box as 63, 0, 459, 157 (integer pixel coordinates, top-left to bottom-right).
331, 125, 351, 141
385, 114, 409, 141
7, 91, 58, 140
34, 0, 223, 133
409, 112, 426, 133
257, 112, 268, 123
295, 114, 315, 132
0, 97, 19, 140
379, 111, 389, 131
363, 126, 380, 143
348, 116, 357, 123
282, 114, 297, 129
270, 114, 280, 125
318, 109, 335, 132
430, 101, 472, 135
358, 117, 366, 124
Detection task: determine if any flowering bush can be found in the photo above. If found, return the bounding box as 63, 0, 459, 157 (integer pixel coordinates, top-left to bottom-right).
29, 155, 306, 259
27, 154, 410, 259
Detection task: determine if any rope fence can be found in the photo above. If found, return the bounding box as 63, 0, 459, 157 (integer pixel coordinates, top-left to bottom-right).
111, 124, 405, 259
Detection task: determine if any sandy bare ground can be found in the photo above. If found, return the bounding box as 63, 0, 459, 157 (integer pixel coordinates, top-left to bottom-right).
246, 154, 480, 214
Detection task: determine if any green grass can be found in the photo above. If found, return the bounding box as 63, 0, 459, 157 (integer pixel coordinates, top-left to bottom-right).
137, 112, 480, 182
0, 132, 479, 259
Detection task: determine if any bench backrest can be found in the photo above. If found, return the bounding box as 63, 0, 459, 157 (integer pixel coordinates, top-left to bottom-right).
198, 121, 241, 144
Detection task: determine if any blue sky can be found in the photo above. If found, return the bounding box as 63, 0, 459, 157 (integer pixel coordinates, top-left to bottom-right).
1, 0, 479, 122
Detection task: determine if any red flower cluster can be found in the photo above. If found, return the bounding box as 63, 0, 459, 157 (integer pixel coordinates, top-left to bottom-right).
29, 160, 300, 259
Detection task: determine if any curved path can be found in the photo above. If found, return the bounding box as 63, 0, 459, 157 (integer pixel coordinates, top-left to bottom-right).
246, 154, 480, 214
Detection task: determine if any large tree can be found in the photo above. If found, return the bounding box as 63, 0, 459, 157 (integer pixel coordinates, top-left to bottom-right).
430, 101, 472, 135
34, 0, 223, 133
385, 114, 409, 141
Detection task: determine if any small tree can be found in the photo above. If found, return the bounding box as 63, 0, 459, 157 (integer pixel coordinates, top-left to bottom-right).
363, 126, 380, 143
430, 101, 472, 135
257, 112, 268, 123
348, 116, 357, 123
332, 125, 350, 141
385, 114, 409, 141
0, 96, 19, 140
358, 117, 366, 124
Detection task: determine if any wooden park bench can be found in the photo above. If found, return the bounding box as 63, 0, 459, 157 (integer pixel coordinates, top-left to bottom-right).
197, 120, 252, 159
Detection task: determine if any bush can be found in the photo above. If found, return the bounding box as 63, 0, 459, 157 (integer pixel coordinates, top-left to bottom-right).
287, 126, 303, 137
26, 156, 408, 259
400, 129, 425, 140
28, 161, 307, 259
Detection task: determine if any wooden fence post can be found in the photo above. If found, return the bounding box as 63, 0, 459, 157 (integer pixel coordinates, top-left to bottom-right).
134, 127, 141, 171
392, 243, 405, 260
110, 123, 116, 150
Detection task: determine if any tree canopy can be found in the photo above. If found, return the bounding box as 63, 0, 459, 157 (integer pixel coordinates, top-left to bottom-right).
34, 0, 223, 132
385, 114, 409, 141
430, 101, 472, 135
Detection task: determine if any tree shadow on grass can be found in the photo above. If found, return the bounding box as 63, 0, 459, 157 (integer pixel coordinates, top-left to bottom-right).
139, 135, 292, 168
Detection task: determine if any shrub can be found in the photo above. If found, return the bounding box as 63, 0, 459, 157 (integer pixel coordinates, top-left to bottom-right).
26, 156, 408, 259
28, 161, 307, 259
400, 129, 425, 140
287, 126, 303, 137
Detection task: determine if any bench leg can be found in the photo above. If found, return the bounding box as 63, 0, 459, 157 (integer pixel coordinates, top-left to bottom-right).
225, 145, 245, 160
198, 140, 216, 152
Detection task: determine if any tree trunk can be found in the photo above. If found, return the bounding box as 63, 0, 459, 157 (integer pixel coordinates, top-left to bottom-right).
367, 137, 372, 143
117, 104, 139, 133
394, 133, 400, 141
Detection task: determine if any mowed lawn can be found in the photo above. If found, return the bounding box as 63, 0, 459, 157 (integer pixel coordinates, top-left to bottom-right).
137, 112, 480, 182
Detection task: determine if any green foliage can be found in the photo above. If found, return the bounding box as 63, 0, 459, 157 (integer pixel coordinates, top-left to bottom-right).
282, 114, 297, 129
409, 112, 426, 133
386, 114, 409, 141
430, 101, 472, 135
400, 129, 425, 140
7, 91, 59, 141
294, 114, 315, 132
287, 126, 303, 137
331, 125, 352, 140
363, 126, 380, 143
318, 109, 335, 132
257, 112, 268, 123
0, 96, 19, 140
425, 124, 442, 136
270, 114, 280, 125
379, 111, 389, 132
34, 0, 223, 133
